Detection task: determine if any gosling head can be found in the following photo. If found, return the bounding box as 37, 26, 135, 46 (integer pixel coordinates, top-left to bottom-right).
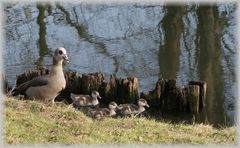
91, 91, 101, 99
108, 101, 118, 110
138, 98, 149, 107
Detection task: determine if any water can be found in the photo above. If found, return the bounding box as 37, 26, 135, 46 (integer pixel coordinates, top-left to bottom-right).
2, 2, 237, 126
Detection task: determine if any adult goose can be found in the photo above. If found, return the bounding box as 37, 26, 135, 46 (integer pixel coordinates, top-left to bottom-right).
117, 98, 149, 117
12, 47, 69, 103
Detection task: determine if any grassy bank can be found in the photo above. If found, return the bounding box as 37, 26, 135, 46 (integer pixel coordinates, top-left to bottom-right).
4, 96, 236, 145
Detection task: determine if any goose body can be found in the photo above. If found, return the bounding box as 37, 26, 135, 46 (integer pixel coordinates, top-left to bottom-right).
88, 101, 118, 119
70, 91, 101, 107
12, 47, 69, 102
117, 98, 149, 117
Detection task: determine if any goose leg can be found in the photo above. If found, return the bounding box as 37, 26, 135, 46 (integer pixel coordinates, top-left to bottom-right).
134, 112, 141, 118
52, 98, 55, 105
68, 103, 74, 109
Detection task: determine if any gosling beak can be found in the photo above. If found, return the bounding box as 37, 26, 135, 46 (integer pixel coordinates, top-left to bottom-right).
145, 103, 149, 108
63, 54, 69, 62
117, 105, 123, 110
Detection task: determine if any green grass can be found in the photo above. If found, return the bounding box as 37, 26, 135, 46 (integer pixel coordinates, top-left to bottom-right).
4, 96, 237, 145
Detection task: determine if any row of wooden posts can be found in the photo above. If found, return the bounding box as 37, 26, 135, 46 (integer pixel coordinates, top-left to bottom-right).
4, 67, 207, 115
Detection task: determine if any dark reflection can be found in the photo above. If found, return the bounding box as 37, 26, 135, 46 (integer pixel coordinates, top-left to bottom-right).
159, 5, 185, 78
196, 5, 226, 126
36, 4, 50, 65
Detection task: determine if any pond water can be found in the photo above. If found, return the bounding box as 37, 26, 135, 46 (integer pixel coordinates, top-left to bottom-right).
2, 2, 237, 126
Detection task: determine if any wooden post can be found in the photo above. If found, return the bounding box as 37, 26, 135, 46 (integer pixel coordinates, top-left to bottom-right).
187, 85, 200, 114
188, 81, 207, 110
140, 78, 166, 107
3, 76, 12, 93
100, 75, 118, 102
155, 79, 161, 99
161, 79, 180, 111
63, 71, 82, 94
80, 72, 104, 94
109, 75, 117, 98
131, 77, 139, 100
178, 86, 187, 112
116, 77, 138, 103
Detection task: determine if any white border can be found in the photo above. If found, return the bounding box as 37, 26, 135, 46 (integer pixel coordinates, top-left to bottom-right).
0, 0, 239, 147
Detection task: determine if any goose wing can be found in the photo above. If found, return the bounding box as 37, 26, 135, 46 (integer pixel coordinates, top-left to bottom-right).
89, 108, 110, 118
70, 94, 94, 106
12, 76, 48, 96
118, 104, 138, 115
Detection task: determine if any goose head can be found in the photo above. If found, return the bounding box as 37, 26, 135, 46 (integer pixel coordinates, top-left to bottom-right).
53, 47, 69, 65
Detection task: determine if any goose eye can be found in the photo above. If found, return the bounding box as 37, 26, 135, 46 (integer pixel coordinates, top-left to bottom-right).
59, 50, 63, 55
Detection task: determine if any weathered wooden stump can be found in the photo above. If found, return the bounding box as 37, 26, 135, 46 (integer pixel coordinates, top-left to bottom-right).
140, 78, 206, 115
